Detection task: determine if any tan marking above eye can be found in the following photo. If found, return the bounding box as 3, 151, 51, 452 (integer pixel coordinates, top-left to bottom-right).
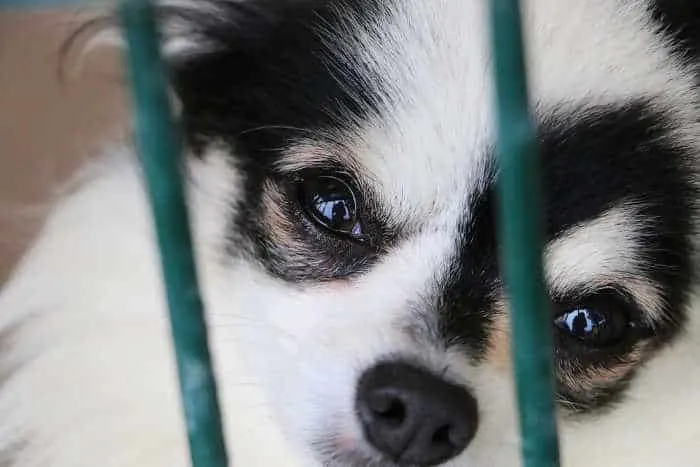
274, 140, 362, 175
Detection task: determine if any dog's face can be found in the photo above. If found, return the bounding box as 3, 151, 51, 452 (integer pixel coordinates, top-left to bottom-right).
157, 1, 700, 465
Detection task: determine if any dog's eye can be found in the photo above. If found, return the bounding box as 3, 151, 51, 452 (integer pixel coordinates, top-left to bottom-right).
299, 175, 363, 239
554, 305, 630, 347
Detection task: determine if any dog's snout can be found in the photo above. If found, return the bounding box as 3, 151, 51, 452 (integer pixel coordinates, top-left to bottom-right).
356, 362, 478, 466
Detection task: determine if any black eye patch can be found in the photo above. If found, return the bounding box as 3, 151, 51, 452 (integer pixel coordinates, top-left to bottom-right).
229, 162, 398, 284
539, 101, 695, 342
438, 101, 696, 414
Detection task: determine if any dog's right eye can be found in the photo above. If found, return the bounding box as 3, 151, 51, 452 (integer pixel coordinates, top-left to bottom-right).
299, 175, 365, 240
552, 290, 651, 354
554, 305, 630, 347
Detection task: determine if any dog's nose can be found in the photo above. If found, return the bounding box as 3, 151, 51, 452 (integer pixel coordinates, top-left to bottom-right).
355, 361, 478, 466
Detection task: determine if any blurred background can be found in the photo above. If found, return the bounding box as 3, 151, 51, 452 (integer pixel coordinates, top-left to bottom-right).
0, 10, 127, 283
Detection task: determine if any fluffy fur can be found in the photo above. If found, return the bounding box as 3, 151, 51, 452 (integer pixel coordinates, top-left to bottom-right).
2, 0, 700, 466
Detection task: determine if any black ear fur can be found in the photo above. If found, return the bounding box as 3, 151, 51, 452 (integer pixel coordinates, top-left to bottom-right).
163, 0, 385, 153
154, 0, 301, 56
59, 1, 303, 69
61, 0, 383, 151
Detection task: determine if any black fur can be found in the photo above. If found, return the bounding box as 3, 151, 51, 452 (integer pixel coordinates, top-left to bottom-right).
167, 0, 394, 280
438, 101, 696, 411
650, 0, 700, 61
540, 100, 695, 339
166, 1, 696, 413
440, 180, 500, 359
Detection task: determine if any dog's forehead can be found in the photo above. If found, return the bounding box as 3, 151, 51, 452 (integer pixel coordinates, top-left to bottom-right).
329, 0, 693, 221
170, 0, 697, 314
307, 0, 697, 341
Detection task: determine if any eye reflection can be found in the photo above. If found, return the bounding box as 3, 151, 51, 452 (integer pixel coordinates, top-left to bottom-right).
300, 175, 364, 239
554, 304, 629, 347
560, 309, 605, 339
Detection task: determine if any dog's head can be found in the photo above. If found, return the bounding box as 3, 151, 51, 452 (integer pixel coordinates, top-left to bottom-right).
134, 1, 700, 465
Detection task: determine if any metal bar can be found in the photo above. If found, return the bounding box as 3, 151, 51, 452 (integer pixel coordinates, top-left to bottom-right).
117, 1, 229, 466
4, 0, 561, 465
488, 1, 561, 466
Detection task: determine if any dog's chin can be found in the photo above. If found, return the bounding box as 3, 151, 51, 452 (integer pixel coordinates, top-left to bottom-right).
316, 448, 406, 467
312, 435, 419, 467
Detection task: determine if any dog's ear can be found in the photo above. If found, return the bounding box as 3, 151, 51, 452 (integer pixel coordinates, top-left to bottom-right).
62, 0, 300, 120
65, 0, 291, 61
154, 0, 297, 60
70, 0, 379, 148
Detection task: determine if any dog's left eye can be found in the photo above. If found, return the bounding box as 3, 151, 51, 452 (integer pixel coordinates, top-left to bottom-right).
299, 175, 364, 239
554, 305, 630, 347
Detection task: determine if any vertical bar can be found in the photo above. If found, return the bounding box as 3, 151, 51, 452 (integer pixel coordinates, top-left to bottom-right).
117, 1, 229, 466
488, 1, 561, 467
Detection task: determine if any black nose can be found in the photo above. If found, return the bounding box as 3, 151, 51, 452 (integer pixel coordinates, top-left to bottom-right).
356, 361, 478, 466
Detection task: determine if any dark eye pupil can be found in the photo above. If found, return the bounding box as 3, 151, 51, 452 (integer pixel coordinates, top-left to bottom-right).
555, 307, 626, 346
312, 194, 352, 229
562, 309, 604, 339
302, 175, 362, 237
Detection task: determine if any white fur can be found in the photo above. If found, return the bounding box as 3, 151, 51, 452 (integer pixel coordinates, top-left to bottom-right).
2, 0, 700, 466
545, 204, 667, 318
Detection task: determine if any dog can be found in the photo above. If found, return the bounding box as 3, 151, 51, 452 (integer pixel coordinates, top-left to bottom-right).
1, 0, 700, 465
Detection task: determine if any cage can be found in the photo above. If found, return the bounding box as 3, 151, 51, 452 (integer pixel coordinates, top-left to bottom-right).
1, 1, 561, 466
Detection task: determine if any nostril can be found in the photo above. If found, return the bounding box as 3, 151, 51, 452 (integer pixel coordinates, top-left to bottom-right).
356, 361, 479, 466
368, 391, 406, 426
431, 423, 471, 453
431, 425, 452, 446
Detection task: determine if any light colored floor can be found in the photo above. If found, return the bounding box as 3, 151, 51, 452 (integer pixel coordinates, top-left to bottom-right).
0, 10, 126, 283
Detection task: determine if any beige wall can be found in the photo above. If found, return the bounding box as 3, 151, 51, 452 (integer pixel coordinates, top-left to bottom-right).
0, 11, 126, 283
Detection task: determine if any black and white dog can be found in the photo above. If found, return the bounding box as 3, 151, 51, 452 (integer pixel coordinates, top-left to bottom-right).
1, 1, 700, 465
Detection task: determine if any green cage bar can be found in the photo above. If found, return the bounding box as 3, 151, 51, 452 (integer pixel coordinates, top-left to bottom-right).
2, 1, 230, 465
116, 1, 230, 466
117, 1, 229, 466
2, 1, 562, 466
489, 0, 561, 466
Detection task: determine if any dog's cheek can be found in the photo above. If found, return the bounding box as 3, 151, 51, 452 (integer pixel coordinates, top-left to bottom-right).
206, 269, 366, 449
